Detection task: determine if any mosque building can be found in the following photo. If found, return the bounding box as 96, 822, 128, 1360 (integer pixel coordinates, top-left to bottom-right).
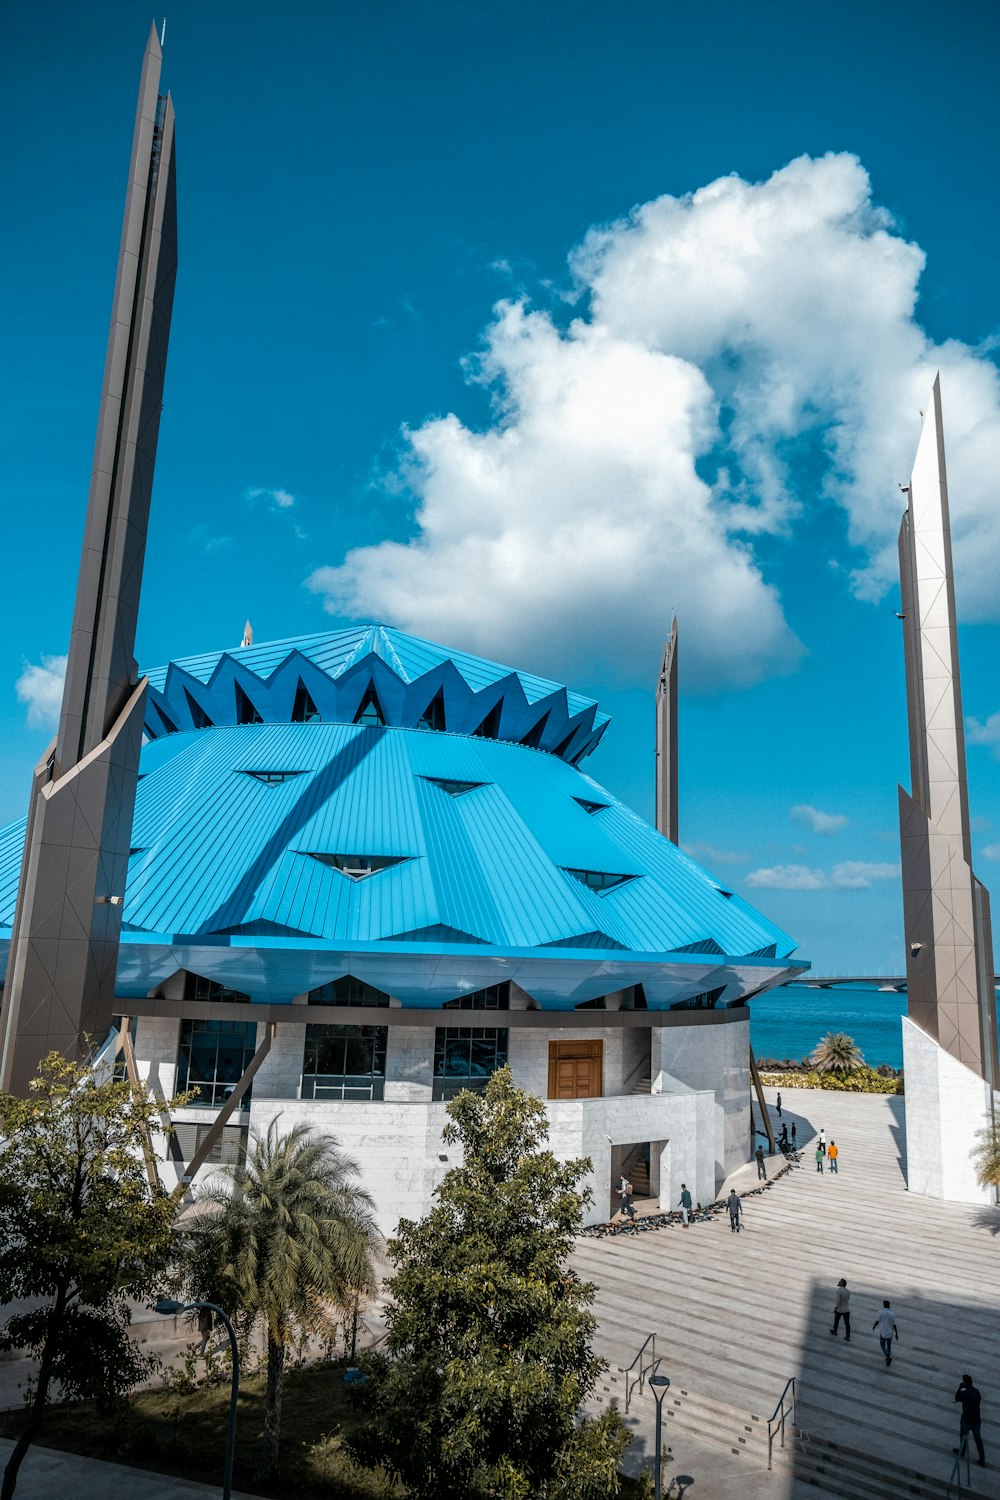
1, 622, 805, 1230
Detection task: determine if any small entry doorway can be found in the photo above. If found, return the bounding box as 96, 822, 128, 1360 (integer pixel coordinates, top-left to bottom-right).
547, 1038, 603, 1099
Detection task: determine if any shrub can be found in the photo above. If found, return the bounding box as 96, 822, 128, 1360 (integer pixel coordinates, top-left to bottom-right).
760, 1067, 903, 1094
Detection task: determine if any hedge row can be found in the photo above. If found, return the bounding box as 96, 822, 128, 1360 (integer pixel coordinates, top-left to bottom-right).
759, 1067, 904, 1095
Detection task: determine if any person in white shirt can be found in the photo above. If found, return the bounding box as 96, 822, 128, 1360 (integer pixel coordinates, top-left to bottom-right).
819, 1129, 827, 1156
873, 1300, 899, 1365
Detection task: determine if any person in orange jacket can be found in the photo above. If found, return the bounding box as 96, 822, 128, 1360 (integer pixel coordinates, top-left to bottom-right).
828, 1140, 840, 1174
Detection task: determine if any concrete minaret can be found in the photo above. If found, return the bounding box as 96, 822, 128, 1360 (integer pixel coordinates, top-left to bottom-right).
0, 27, 177, 1094
897, 375, 998, 1202
655, 618, 678, 843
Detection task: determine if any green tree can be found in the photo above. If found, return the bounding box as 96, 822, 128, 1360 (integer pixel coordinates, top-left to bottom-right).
971, 1112, 1000, 1193
184, 1117, 379, 1482
809, 1031, 865, 1074
0, 1053, 178, 1500
352, 1066, 630, 1500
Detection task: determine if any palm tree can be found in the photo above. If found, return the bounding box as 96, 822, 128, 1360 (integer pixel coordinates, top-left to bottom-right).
185, 1119, 380, 1482
809, 1031, 864, 1074
972, 1113, 1000, 1194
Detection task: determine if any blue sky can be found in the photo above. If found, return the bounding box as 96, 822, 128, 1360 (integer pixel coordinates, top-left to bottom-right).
2, 0, 1000, 972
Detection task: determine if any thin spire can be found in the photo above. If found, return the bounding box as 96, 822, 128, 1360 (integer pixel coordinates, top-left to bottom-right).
655, 617, 679, 844
241, 619, 254, 648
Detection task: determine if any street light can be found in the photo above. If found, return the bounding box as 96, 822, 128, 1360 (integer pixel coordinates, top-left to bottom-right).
649, 1372, 671, 1500
154, 1298, 240, 1500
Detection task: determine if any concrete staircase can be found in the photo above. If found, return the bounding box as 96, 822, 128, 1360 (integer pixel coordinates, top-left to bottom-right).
592, 1369, 965, 1499
631, 1074, 652, 1095
575, 1087, 1000, 1498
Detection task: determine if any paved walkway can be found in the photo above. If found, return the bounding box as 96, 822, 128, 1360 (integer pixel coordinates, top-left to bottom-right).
574, 1087, 1000, 1495
0, 1438, 257, 1499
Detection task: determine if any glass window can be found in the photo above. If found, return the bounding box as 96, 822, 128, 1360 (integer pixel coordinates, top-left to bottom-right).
442, 982, 509, 1011
353, 681, 385, 727
301, 1023, 388, 1100
182, 972, 250, 1003
563, 867, 636, 894
307, 975, 391, 1007
177, 1018, 258, 1107
432, 1026, 508, 1101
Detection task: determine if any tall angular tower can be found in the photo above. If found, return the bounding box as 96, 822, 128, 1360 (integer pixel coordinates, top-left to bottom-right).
0, 27, 177, 1095
897, 376, 998, 1202
655, 618, 678, 843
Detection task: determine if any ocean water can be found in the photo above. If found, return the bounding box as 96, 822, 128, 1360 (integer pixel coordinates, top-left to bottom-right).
749, 984, 907, 1069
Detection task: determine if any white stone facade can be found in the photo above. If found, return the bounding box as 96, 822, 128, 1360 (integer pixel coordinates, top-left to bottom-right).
132, 1009, 751, 1235
901, 1014, 996, 1205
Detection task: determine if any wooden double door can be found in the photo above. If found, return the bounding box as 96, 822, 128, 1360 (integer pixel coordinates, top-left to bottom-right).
547, 1039, 603, 1100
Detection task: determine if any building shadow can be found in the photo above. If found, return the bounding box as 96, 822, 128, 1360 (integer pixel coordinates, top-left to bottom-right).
885, 1094, 907, 1184
789, 1278, 997, 1490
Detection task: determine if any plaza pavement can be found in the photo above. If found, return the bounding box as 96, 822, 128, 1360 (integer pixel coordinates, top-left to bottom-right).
575, 1085, 1000, 1497
0, 1438, 258, 1498
3, 1085, 998, 1498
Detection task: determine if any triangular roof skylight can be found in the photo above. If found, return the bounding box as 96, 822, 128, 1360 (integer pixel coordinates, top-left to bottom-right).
238, 770, 307, 786
420, 776, 487, 797
304, 852, 410, 881
562, 867, 638, 894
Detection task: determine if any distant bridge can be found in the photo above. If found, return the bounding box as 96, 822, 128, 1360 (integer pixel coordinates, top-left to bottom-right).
783, 973, 1000, 991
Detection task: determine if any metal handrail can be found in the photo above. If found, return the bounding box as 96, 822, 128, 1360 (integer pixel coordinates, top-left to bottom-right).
766, 1376, 796, 1470
946, 1433, 970, 1498
622, 1332, 657, 1413
622, 1051, 653, 1094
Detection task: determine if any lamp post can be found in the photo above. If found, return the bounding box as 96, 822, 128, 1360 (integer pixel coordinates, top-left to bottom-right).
649, 1372, 671, 1500
154, 1298, 239, 1500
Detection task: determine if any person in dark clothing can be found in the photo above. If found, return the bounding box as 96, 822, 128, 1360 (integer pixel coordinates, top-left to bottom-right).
776, 1092, 782, 1117
726, 1189, 742, 1232
830, 1278, 851, 1341
755, 1144, 767, 1180
779, 1123, 788, 1148
791, 1122, 797, 1147
954, 1375, 986, 1466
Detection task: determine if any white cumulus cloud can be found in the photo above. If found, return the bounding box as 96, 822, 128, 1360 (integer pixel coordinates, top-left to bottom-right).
15, 654, 67, 728
790, 804, 848, 835
682, 840, 750, 866
980, 844, 1000, 861
308, 152, 1000, 690
828, 861, 899, 889
967, 713, 1000, 756
746, 860, 898, 891
745, 864, 827, 891
246, 486, 296, 510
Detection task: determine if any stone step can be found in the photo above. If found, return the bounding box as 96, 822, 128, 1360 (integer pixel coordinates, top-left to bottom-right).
614, 1380, 955, 1500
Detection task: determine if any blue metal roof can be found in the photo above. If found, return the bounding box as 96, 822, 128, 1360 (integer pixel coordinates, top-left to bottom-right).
141, 625, 610, 764
0, 715, 805, 1009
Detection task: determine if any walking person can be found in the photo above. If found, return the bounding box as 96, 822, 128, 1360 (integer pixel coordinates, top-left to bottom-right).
816, 1144, 824, 1173
828, 1140, 839, 1173
873, 1300, 899, 1366
776, 1091, 782, 1118
954, 1375, 986, 1467
677, 1183, 693, 1226
830, 1279, 851, 1341
618, 1173, 636, 1222
756, 1144, 767, 1181
726, 1189, 742, 1233
791, 1122, 797, 1148
779, 1123, 788, 1149
195, 1305, 214, 1357
819, 1129, 827, 1156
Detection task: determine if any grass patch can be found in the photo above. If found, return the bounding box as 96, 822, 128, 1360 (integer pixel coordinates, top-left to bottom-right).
1, 1359, 399, 1498
1, 1358, 649, 1497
